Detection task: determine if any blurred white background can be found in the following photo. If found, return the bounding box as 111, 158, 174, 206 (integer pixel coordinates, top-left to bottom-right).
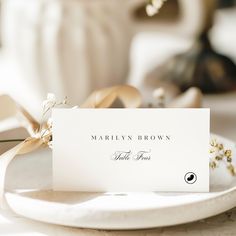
0, 2, 236, 118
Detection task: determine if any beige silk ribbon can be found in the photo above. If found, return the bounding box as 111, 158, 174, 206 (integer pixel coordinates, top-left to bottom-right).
0, 85, 141, 207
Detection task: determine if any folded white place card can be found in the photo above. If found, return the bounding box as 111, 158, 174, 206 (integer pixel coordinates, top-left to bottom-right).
52, 108, 210, 192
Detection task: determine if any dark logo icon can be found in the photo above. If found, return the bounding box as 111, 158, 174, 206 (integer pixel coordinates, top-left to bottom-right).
184, 172, 197, 184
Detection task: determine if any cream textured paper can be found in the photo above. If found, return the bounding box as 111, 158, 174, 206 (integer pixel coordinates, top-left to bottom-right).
52, 108, 210, 192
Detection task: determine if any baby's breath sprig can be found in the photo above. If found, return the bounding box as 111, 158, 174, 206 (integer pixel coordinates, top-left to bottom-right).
152, 88, 166, 107
210, 138, 235, 176
0, 93, 67, 145
42, 93, 67, 118
38, 93, 67, 148
146, 0, 167, 16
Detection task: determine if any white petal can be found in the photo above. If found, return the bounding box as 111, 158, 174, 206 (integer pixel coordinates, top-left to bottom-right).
146, 4, 157, 16
42, 100, 48, 107
47, 117, 53, 126
47, 93, 56, 102
153, 87, 165, 99
152, 0, 163, 9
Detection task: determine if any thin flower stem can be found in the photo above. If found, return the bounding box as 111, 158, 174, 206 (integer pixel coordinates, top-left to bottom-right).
0, 139, 25, 143
40, 128, 50, 138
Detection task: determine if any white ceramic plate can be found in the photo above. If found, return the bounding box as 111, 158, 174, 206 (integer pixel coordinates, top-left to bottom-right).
4, 134, 236, 230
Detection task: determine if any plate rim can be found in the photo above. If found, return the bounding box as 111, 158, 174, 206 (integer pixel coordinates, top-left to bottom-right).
3, 133, 236, 229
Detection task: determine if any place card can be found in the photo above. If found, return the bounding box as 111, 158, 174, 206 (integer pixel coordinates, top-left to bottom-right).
52, 108, 210, 192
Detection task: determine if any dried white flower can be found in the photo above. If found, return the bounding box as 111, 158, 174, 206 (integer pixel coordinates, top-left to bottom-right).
42, 93, 57, 108
47, 93, 56, 102
47, 117, 53, 128
209, 138, 235, 176
153, 88, 165, 99
152, 87, 166, 108
39, 93, 68, 148
146, 0, 167, 16
146, 4, 158, 16
152, 0, 163, 9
